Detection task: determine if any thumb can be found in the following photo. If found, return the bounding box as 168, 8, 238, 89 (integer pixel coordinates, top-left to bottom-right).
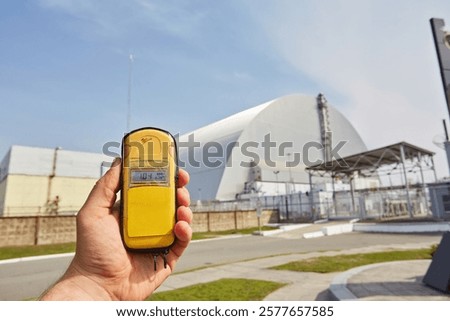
81, 158, 122, 214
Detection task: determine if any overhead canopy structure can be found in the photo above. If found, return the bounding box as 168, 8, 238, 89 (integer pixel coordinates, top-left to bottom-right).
306, 141, 436, 179
306, 141, 437, 218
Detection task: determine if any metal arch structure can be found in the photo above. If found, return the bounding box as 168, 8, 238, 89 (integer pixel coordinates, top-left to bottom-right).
178, 93, 368, 201
306, 142, 437, 218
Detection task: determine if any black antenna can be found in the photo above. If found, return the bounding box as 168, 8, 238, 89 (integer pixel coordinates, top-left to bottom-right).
443, 119, 449, 142
430, 18, 450, 120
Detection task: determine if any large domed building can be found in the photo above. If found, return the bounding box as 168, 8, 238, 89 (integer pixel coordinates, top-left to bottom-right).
179, 93, 367, 201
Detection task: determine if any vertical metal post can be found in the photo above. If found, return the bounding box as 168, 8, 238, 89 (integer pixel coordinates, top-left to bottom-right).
47, 147, 60, 206
430, 18, 450, 174
285, 195, 289, 221
308, 172, 315, 220
274, 170, 280, 195
443, 120, 450, 175
350, 175, 356, 217
34, 216, 40, 245
331, 173, 337, 218
299, 191, 303, 216
287, 153, 295, 193
431, 157, 438, 182
418, 152, 430, 215
444, 141, 450, 176
400, 144, 413, 218
430, 19, 450, 120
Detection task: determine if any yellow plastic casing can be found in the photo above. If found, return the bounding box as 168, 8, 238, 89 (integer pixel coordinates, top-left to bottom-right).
120, 128, 177, 251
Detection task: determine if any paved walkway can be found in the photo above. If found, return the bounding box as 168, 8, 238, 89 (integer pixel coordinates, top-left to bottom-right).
333, 260, 449, 300
157, 239, 450, 300
157, 222, 450, 301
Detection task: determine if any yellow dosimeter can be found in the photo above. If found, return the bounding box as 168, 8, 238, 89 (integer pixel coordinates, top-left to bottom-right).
120, 127, 178, 254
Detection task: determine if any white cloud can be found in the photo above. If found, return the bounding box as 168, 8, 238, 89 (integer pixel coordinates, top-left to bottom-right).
133, 0, 207, 39
214, 70, 255, 84
37, 0, 207, 40
247, 0, 450, 176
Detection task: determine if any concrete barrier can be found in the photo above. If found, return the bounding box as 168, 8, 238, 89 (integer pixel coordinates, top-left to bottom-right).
354, 222, 450, 233
303, 231, 325, 239
322, 223, 353, 236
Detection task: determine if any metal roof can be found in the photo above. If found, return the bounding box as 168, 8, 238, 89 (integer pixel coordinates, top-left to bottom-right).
306, 141, 435, 176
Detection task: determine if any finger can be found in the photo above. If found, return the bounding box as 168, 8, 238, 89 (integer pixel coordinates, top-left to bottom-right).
167, 221, 192, 268
177, 187, 190, 207
177, 205, 193, 225
81, 158, 122, 213
177, 169, 189, 188
174, 220, 192, 244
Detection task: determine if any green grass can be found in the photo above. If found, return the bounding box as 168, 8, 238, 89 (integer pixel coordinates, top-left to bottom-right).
271, 248, 434, 273
147, 278, 286, 301
0, 227, 277, 260
0, 242, 76, 260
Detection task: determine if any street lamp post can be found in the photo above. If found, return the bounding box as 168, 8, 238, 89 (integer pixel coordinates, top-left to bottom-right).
287, 153, 295, 193
273, 170, 280, 195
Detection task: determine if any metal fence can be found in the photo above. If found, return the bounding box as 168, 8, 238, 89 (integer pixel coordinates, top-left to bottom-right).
190, 185, 431, 222
2, 186, 431, 221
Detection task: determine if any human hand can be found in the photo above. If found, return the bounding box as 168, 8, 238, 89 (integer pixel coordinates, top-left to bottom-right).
40, 158, 192, 301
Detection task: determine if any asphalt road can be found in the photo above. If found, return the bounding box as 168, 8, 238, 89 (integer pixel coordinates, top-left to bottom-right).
0, 254, 73, 300
0, 231, 443, 300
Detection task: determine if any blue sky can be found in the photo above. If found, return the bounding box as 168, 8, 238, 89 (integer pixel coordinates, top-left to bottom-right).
1, 0, 450, 177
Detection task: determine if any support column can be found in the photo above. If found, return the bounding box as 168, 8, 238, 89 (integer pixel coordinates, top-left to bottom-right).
350, 175, 356, 217
400, 144, 413, 218
331, 173, 337, 218
431, 157, 438, 182
418, 152, 430, 215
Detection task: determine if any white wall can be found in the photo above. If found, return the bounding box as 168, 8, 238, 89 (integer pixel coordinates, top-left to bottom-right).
6, 145, 111, 179
0, 145, 113, 216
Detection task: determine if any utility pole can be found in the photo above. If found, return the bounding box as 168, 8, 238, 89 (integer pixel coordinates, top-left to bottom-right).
46, 147, 61, 215
127, 53, 134, 133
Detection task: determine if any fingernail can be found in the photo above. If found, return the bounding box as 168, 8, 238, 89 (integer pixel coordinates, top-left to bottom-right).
111, 157, 121, 167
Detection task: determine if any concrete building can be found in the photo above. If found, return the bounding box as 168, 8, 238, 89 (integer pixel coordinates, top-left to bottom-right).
0, 145, 110, 216
179, 93, 369, 201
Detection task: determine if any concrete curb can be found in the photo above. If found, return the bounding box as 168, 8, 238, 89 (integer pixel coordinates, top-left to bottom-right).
305, 221, 450, 239
303, 223, 353, 239
354, 222, 450, 233
322, 223, 353, 236
303, 231, 325, 239
329, 261, 399, 301
0, 252, 74, 265
257, 224, 312, 236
